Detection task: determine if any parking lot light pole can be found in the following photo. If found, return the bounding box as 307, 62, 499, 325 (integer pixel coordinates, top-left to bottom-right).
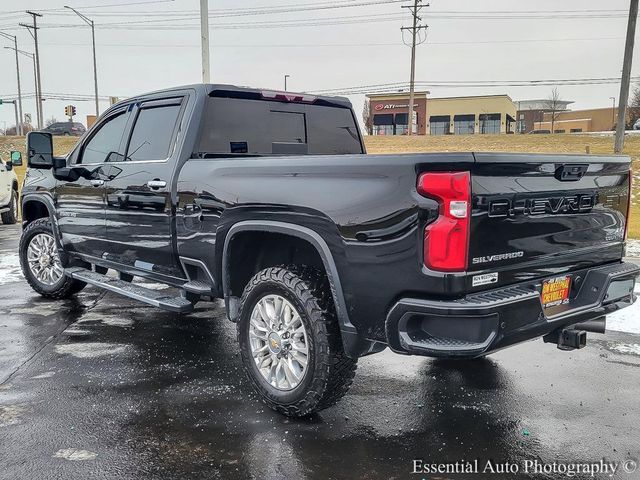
0, 32, 23, 135
65, 6, 99, 117
284, 75, 290, 91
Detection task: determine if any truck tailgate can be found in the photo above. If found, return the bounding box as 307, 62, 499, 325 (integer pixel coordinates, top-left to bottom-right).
468, 153, 631, 290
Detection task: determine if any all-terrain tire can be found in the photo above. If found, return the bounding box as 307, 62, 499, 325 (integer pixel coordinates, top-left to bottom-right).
19, 218, 86, 298
1, 189, 18, 225
237, 266, 357, 417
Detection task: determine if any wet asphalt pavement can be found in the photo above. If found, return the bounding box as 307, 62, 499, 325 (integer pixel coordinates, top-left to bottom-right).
1, 224, 639, 480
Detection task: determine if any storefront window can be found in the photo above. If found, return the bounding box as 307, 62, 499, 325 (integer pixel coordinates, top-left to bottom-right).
429, 115, 450, 135
394, 113, 417, 135
373, 114, 394, 135
454, 114, 475, 135
479, 113, 501, 134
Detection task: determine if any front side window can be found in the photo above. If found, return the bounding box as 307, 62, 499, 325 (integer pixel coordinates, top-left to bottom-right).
80, 112, 128, 164
126, 105, 181, 161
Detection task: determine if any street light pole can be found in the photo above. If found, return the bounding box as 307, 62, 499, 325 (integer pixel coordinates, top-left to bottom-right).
65, 6, 99, 117
0, 32, 24, 135
4, 46, 37, 132
284, 75, 290, 91
609, 97, 616, 129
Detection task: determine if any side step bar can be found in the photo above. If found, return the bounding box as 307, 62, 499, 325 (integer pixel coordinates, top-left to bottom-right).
65, 267, 194, 313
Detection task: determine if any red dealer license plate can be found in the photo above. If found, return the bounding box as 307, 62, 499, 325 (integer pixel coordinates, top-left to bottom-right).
541, 275, 572, 308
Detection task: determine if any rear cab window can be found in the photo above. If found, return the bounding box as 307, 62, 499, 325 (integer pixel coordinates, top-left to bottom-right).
197, 94, 363, 156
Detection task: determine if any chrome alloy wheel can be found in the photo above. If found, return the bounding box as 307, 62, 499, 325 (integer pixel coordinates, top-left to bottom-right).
26, 233, 64, 286
249, 294, 309, 391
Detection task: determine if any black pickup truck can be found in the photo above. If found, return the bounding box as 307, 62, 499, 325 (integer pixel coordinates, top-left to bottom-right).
15, 84, 639, 416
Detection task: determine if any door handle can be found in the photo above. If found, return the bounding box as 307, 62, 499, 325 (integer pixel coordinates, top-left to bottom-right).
90, 179, 104, 187
147, 180, 167, 189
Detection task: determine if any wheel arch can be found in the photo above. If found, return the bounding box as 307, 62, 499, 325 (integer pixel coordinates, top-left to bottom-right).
222, 221, 380, 358
20, 195, 63, 248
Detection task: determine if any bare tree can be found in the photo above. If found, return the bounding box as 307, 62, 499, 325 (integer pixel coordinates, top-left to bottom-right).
362, 101, 372, 135
45, 116, 58, 127
627, 83, 640, 129
544, 87, 563, 134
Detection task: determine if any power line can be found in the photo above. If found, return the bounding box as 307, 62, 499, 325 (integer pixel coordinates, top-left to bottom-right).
308, 77, 640, 95
33, 36, 624, 49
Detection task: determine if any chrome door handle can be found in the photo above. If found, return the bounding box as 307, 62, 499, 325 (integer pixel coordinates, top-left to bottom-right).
147, 180, 167, 189
90, 179, 104, 187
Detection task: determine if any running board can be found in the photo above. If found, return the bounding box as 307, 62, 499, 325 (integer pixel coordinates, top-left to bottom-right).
65, 267, 194, 313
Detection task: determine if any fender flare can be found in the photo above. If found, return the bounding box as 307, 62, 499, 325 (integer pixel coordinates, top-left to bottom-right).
222, 220, 381, 358
21, 194, 63, 249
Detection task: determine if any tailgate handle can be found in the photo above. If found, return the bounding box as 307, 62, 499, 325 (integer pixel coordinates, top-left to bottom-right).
555, 164, 588, 182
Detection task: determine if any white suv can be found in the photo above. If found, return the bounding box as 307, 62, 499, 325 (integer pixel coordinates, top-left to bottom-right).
0, 151, 21, 224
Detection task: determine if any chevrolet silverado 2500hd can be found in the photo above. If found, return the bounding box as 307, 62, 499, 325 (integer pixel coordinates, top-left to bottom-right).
16, 84, 639, 416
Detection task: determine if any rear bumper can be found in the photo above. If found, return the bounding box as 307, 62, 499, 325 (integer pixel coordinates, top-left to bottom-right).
385, 262, 639, 358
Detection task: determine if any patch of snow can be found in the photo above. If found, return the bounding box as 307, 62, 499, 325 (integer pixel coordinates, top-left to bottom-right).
101, 317, 134, 327
0, 404, 25, 428
54, 342, 129, 359
53, 449, 98, 461
0, 252, 22, 285
31, 371, 56, 379
607, 284, 640, 335
609, 343, 640, 355
625, 239, 640, 258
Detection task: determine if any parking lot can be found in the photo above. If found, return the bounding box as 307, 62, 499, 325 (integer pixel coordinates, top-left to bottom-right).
1, 223, 639, 479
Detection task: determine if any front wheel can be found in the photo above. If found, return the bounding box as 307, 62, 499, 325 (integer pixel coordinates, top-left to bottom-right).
19, 218, 86, 298
237, 266, 357, 417
1, 189, 18, 225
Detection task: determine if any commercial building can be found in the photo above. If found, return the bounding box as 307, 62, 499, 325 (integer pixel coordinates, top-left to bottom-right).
366, 92, 518, 135
515, 99, 574, 133
536, 107, 621, 133
367, 91, 428, 135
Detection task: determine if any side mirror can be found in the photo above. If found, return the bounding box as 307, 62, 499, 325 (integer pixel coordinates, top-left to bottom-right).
10, 151, 22, 167
26, 131, 54, 169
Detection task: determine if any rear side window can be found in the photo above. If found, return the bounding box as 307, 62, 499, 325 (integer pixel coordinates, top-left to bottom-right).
126, 105, 181, 161
80, 112, 128, 164
198, 97, 362, 155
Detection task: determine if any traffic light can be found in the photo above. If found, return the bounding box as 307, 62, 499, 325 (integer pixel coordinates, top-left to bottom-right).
64, 105, 77, 118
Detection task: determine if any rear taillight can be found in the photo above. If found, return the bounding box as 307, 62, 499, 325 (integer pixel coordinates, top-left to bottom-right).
417, 171, 471, 272
624, 169, 632, 241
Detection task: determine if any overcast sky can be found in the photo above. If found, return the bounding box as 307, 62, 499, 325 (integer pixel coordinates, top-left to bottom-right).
0, 0, 637, 131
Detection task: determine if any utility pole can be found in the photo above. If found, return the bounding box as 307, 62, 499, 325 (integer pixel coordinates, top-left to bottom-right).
0, 32, 23, 135
21, 11, 43, 129
200, 0, 210, 83
65, 6, 100, 117
284, 74, 290, 91
615, 0, 638, 153
401, 1, 428, 136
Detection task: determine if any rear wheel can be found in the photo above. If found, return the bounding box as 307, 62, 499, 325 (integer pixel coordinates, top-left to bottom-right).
19, 218, 86, 298
1, 189, 18, 225
237, 266, 357, 417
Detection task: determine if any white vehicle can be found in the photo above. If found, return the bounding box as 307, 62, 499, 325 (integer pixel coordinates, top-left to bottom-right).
633, 119, 640, 130
0, 151, 21, 224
